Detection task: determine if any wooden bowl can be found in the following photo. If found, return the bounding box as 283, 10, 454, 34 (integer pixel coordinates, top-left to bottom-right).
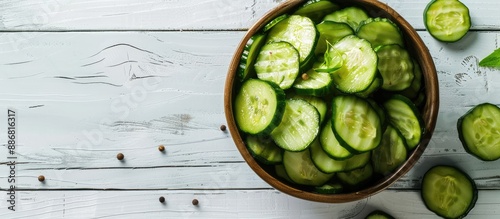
224, 0, 439, 203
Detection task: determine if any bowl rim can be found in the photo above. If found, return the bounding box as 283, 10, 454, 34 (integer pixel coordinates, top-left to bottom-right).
224, 0, 439, 203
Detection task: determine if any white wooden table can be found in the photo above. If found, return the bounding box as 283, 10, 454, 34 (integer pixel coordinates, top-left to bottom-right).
1, 0, 500, 218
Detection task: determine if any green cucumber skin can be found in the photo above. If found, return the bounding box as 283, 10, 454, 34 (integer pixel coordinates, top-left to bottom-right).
365, 210, 395, 219
384, 94, 425, 150
423, 0, 471, 43
238, 33, 267, 82
421, 165, 478, 219
234, 79, 286, 135
457, 103, 500, 161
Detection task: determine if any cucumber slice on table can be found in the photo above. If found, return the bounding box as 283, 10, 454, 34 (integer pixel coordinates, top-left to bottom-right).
376, 44, 415, 91
365, 210, 395, 219
323, 6, 369, 31
267, 15, 318, 70
254, 42, 300, 90
421, 165, 477, 219
283, 149, 334, 186
329, 35, 378, 93
271, 99, 320, 152
246, 135, 283, 165
293, 0, 340, 24
383, 95, 424, 150
424, 0, 471, 42
331, 95, 382, 153
238, 33, 267, 82
457, 103, 500, 161
357, 17, 404, 49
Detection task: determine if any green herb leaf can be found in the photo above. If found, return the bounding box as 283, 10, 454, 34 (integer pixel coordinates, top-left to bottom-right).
479, 48, 500, 68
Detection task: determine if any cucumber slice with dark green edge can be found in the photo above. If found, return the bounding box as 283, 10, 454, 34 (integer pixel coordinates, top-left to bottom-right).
238, 33, 267, 82
271, 99, 320, 152
314, 182, 344, 194
254, 41, 300, 90
399, 59, 423, 99
376, 44, 415, 91
310, 137, 371, 173
291, 94, 328, 124
457, 103, 500, 161
293, 0, 340, 24
421, 165, 477, 219
371, 125, 408, 175
355, 77, 382, 98
365, 210, 395, 219
246, 135, 283, 164
329, 35, 378, 93
320, 120, 352, 160
367, 98, 387, 132
337, 162, 373, 188
283, 149, 334, 186
323, 6, 369, 31
267, 15, 318, 70
314, 21, 354, 54
424, 0, 471, 42
383, 95, 424, 150
234, 79, 286, 135
263, 14, 290, 32
293, 68, 332, 97
357, 17, 404, 49
331, 95, 382, 153
275, 164, 294, 183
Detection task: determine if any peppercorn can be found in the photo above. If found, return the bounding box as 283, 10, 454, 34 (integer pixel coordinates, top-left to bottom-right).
159, 196, 165, 203
192, 199, 199, 205
220, 125, 227, 131
158, 145, 165, 152
116, 153, 124, 160
38, 175, 45, 182
301, 73, 309, 80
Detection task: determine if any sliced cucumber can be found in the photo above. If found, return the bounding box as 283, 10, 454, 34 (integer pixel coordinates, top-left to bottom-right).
329, 35, 378, 93
399, 59, 423, 99
238, 33, 267, 82
234, 79, 286, 135
246, 135, 283, 164
355, 77, 382, 98
320, 120, 352, 160
357, 18, 404, 48
310, 137, 370, 173
383, 95, 424, 150
314, 182, 344, 194
290, 94, 328, 124
458, 103, 500, 161
267, 15, 318, 70
331, 95, 382, 153
371, 125, 408, 175
275, 164, 294, 183
254, 41, 300, 90
421, 165, 477, 219
337, 163, 373, 188
323, 6, 369, 31
263, 14, 289, 32
376, 44, 415, 91
314, 21, 354, 54
293, 67, 332, 97
424, 0, 471, 42
283, 149, 334, 186
315, 44, 343, 73
293, 0, 340, 23
271, 99, 320, 152
365, 210, 395, 219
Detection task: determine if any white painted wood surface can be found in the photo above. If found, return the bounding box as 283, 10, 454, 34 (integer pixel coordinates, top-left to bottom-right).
0, 0, 499, 218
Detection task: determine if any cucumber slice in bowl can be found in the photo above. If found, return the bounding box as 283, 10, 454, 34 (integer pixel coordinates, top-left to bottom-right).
238, 33, 267, 82
234, 79, 286, 135
421, 165, 477, 219
383, 95, 424, 150
283, 149, 334, 186
331, 95, 382, 153
424, 0, 471, 42
457, 103, 500, 161
271, 99, 320, 152
293, 0, 340, 24
254, 42, 300, 90
246, 135, 283, 165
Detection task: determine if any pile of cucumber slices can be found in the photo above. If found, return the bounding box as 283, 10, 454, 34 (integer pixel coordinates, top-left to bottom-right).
234, 0, 425, 193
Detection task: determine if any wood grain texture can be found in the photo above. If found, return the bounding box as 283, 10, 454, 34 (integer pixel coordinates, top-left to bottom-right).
0, 31, 499, 192
1, 189, 500, 218
0, 0, 497, 31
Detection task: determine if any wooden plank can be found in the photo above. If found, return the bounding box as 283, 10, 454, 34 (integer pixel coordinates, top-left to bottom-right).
1, 189, 499, 218
0, 0, 497, 31
1, 31, 500, 190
